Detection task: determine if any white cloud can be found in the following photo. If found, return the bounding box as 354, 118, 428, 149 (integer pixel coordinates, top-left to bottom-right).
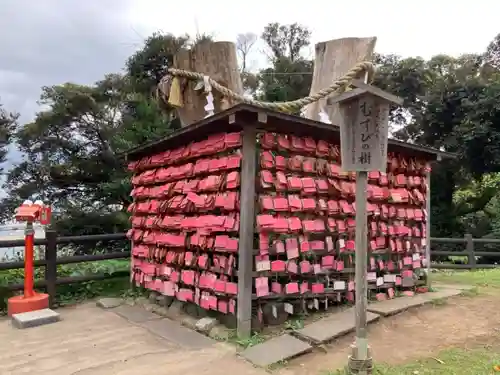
129, 0, 499, 63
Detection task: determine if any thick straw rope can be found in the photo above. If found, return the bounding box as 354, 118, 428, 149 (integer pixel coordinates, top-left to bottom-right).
160, 61, 375, 112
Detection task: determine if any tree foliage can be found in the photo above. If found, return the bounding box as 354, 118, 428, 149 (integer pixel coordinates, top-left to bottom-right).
261, 23, 311, 63
372, 39, 500, 238
0, 104, 17, 174
0, 32, 219, 237
126, 33, 189, 96
257, 23, 313, 108
0, 77, 134, 234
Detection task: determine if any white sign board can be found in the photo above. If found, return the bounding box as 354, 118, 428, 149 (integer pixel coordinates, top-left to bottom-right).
339, 94, 389, 172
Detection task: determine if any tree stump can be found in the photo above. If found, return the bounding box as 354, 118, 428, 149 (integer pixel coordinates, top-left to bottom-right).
303, 37, 377, 124
170, 41, 244, 127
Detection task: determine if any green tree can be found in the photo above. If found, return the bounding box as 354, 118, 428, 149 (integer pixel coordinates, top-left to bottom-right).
0, 103, 17, 174
374, 37, 500, 238
0, 32, 217, 241
257, 23, 313, 106
261, 23, 311, 62
484, 33, 500, 71
0, 76, 172, 238
0, 78, 125, 232
126, 32, 189, 97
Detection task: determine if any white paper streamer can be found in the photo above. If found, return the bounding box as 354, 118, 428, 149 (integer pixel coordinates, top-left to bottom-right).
203, 76, 212, 94
318, 110, 331, 124
203, 75, 215, 117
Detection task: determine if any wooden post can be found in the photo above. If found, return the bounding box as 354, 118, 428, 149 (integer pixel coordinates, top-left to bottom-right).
354, 170, 368, 365
304, 37, 377, 123
44, 230, 57, 308
168, 41, 244, 127
236, 124, 257, 338
465, 233, 475, 269
425, 170, 432, 287
130, 240, 136, 291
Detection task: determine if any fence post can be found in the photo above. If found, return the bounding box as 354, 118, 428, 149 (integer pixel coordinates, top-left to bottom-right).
465, 233, 476, 269
44, 230, 57, 308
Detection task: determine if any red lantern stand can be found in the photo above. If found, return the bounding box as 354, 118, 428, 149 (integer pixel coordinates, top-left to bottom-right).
8, 200, 52, 316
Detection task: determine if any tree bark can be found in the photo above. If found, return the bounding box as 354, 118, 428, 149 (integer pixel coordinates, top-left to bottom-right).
304, 37, 377, 124
171, 41, 244, 127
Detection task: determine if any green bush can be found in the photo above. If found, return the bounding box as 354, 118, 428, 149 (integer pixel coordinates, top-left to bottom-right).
0, 259, 134, 312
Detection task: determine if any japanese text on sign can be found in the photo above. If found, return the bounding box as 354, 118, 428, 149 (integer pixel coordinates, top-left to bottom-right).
340, 94, 389, 172
357, 99, 374, 167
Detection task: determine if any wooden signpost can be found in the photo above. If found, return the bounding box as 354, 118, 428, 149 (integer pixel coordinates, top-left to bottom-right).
331, 80, 403, 374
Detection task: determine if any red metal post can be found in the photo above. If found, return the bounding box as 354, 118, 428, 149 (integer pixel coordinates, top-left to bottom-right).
23, 222, 35, 298
7, 202, 50, 316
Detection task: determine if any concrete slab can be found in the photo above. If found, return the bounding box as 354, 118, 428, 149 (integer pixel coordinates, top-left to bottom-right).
96, 297, 123, 309
367, 289, 463, 317
367, 295, 428, 316
423, 288, 463, 300
11, 308, 60, 329
294, 308, 380, 344
433, 283, 475, 291
140, 318, 216, 349
0, 303, 269, 375
240, 334, 312, 367
113, 305, 162, 323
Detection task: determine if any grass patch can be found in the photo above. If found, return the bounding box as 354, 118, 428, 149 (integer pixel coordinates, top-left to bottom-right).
284, 317, 305, 331
327, 347, 500, 374
376, 347, 500, 374
267, 359, 288, 371
432, 268, 500, 288
429, 297, 447, 306
459, 287, 480, 297
229, 332, 266, 348
448, 255, 468, 264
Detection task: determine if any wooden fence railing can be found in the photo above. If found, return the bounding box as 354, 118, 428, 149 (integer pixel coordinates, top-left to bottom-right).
431, 234, 500, 270
0, 230, 128, 307
0, 231, 498, 307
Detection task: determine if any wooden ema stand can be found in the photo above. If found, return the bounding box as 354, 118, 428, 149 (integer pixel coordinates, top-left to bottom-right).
8, 201, 52, 316
150, 37, 420, 362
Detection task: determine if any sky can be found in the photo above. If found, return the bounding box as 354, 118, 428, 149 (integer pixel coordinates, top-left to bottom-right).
0, 0, 499, 167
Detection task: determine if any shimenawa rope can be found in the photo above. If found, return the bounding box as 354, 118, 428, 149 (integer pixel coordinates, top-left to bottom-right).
159, 61, 375, 113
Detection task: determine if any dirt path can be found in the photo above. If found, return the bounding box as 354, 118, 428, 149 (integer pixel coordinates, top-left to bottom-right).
2, 290, 499, 375
0, 303, 266, 375
278, 291, 500, 374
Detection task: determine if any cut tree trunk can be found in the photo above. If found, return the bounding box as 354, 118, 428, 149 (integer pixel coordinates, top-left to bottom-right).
171, 41, 244, 127
304, 37, 377, 124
